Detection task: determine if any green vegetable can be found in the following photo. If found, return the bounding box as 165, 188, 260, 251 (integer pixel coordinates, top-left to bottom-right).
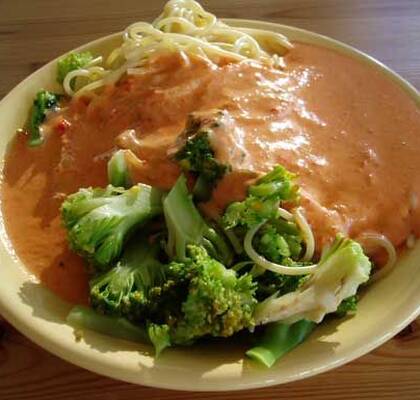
163, 174, 233, 265
174, 112, 229, 200
89, 236, 167, 319
57, 51, 94, 84
27, 90, 59, 147
246, 320, 316, 368
148, 324, 171, 357
253, 219, 309, 299
107, 150, 131, 188
61, 184, 163, 270
67, 305, 149, 343
222, 165, 298, 229
72, 244, 257, 356
154, 245, 257, 346
335, 295, 358, 317
62, 159, 367, 365
254, 271, 305, 301
254, 236, 371, 325
222, 183, 306, 299
255, 220, 303, 263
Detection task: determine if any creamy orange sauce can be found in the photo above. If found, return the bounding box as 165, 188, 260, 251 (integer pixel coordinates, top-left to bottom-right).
2, 44, 420, 303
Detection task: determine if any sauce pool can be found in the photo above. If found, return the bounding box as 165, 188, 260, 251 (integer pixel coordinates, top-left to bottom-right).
2, 43, 420, 304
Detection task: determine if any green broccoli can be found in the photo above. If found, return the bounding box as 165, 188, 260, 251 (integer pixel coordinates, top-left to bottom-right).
255, 271, 305, 301
148, 323, 171, 357
67, 305, 150, 344
246, 320, 316, 368
154, 245, 257, 346
174, 112, 229, 200
249, 219, 308, 300
255, 219, 303, 263
222, 183, 307, 302
335, 295, 358, 317
89, 236, 167, 319
107, 150, 132, 188
62, 158, 367, 365
61, 184, 163, 269
163, 174, 233, 265
57, 51, 94, 84
26, 90, 60, 147
222, 165, 298, 229
253, 236, 371, 325
88, 240, 257, 354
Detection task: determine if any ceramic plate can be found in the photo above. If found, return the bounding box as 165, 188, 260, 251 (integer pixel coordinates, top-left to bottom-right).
0, 20, 419, 391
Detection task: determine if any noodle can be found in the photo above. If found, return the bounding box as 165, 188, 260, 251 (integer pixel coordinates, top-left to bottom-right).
244, 209, 399, 282
62, 0, 292, 96
244, 221, 319, 276
278, 207, 293, 221
357, 233, 397, 283
294, 207, 315, 262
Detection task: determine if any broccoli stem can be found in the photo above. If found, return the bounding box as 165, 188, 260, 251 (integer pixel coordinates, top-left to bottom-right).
246, 320, 316, 368
164, 174, 206, 261
193, 174, 212, 201
163, 174, 233, 265
202, 226, 233, 266
107, 150, 131, 188
67, 305, 150, 343
223, 228, 243, 254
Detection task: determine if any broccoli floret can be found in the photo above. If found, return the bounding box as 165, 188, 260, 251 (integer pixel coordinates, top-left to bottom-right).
61, 184, 163, 270
89, 236, 167, 319
249, 219, 307, 300
57, 51, 94, 84
26, 90, 60, 147
90, 241, 257, 353
255, 220, 303, 263
335, 295, 358, 317
155, 245, 257, 346
163, 174, 233, 266
174, 111, 229, 200
148, 323, 171, 356
254, 237, 371, 325
222, 165, 298, 229
220, 165, 306, 302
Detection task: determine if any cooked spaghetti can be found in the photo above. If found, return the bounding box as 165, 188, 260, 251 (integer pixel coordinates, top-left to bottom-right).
63, 0, 292, 96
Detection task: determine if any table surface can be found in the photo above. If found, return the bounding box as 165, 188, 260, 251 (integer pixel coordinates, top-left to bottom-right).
1, 0, 420, 398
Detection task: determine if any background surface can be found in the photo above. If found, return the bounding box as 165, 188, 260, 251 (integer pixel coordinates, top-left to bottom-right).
1, 0, 420, 398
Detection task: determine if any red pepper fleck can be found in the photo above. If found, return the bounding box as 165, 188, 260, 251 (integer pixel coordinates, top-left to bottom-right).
55, 118, 71, 134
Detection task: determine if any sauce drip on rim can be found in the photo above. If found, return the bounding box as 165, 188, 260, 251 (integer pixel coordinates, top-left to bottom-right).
2, 43, 420, 303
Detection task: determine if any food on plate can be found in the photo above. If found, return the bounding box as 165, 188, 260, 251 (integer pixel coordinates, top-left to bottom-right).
2, 0, 420, 367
